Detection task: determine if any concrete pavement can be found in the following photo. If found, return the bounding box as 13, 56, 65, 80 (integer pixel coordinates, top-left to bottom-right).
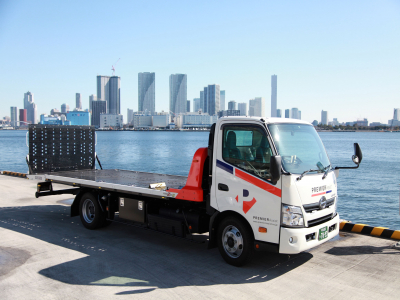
1, 175, 400, 299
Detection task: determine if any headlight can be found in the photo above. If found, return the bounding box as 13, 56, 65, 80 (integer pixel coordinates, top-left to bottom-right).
282, 204, 304, 227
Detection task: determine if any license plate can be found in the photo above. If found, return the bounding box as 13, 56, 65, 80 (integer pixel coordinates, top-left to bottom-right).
318, 226, 328, 241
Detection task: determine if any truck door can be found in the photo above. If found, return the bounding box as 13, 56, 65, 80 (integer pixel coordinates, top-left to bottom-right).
212, 122, 282, 244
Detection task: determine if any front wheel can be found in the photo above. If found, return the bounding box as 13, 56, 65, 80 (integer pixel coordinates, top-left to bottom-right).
217, 217, 254, 266
79, 193, 106, 229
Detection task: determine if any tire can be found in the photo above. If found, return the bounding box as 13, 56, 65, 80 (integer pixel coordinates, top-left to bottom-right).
217, 216, 254, 267
79, 193, 107, 229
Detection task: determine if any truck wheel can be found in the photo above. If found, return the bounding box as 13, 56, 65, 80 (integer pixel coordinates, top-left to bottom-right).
79, 193, 106, 229
217, 217, 254, 267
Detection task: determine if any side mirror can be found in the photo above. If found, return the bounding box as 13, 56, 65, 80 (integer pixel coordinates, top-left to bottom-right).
352, 143, 362, 165
335, 142, 362, 170
270, 155, 281, 183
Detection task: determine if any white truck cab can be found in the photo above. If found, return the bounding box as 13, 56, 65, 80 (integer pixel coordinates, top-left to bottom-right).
208, 117, 361, 265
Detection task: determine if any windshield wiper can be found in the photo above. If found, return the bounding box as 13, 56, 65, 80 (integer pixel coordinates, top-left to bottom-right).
297, 169, 319, 181
322, 164, 331, 180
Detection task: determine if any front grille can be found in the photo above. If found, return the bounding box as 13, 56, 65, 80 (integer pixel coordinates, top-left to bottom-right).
303, 197, 335, 213
307, 213, 333, 227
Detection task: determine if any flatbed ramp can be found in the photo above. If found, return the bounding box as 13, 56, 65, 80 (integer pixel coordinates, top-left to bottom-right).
34, 169, 188, 198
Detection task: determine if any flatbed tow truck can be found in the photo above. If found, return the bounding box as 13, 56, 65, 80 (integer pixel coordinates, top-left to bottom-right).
27, 117, 362, 266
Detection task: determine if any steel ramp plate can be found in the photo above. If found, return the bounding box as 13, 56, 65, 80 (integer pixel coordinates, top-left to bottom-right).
40, 169, 187, 190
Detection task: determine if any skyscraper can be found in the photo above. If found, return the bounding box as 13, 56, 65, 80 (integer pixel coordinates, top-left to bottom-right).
138, 72, 155, 114
187, 100, 190, 112
76, 93, 82, 110
248, 97, 265, 117
10, 107, 18, 127
89, 94, 97, 112
200, 91, 205, 113
285, 109, 290, 118
92, 100, 107, 127
394, 108, 400, 121
207, 84, 220, 115
203, 87, 208, 114
228, 101, 237, 110
127, 108, 134, 125
169, 74, 187, 114
109, 76, 121, 115
321, 110, 328, 125
97, 75, 121, 115
193, 98, 201, 112
277, 109, 282, 118
19, 109, 27, 126
61, 103, 69, 114
220, 90, 226, 111
291, 108, 299, 119
271, 75, 277, 117
24, 91, 37, 124
238, 103, 247, 116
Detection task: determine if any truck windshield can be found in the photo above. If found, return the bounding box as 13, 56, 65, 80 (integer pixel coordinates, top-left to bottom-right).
268, 123, 331, 175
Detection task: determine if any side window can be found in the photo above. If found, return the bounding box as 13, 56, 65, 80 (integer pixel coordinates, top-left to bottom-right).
222, 125, 273, 181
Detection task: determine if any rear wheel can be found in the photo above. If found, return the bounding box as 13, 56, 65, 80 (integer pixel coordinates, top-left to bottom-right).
217, 216, 254, 266
79, 193, 106, 229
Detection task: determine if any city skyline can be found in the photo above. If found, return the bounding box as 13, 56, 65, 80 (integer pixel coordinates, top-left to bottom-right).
0, 1, 399, 123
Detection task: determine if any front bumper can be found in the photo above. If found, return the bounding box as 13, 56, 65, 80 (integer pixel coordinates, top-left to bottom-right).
279, 214, 339, 254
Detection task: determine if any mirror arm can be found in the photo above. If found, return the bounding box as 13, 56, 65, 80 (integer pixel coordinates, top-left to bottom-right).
334, 164, 360, 170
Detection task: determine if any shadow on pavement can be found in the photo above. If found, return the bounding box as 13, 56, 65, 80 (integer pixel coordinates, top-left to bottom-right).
0, 205, 313, 293
325, 245, 400, 256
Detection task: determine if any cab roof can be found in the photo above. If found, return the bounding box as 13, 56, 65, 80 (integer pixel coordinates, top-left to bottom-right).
217, 116, 312, 126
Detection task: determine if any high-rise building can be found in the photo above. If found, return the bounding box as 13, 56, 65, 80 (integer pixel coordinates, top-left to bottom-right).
127, 108, 134, 125
187, 100, 190, 112
97, 76, 110, 102
277, 109, 282, 118
238, 103, 247, 116
91, 100, 107, 127
203, 87, 208, 113
220, 90, 226, 111
298, 111, 301, 120
207, 84, 220, 116
61, 103, 69, 114
19, 109, 27, 126
285, 109, 290, 118
169, 74, 187, 115
393, 108, 400, 121
321, 110, 328, 125
228, 101, 237, 110
193, 98, 201, 112
109, 76, 121, 115
248, 97, 265, 117
89, 94, 97, 112
271, 75, 277, 117
97, 75, 120, 115
138, 72, 155, 114
24, 91, 37, 124
76, 93, 82, 110
10, 107, 18, 127
200, 91, 205, 113
291, 108, 299, 119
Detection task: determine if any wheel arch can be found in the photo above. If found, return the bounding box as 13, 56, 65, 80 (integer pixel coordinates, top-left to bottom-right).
208, 210, 254, 249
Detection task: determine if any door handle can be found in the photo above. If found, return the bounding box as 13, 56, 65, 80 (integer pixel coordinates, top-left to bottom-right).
218, 183, 229, 191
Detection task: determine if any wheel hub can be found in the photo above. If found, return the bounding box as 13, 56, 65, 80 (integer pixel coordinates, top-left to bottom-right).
222, 225, 244, 258
82, 198, 95, 224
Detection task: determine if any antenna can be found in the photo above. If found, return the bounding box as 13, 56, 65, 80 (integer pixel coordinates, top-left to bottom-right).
111, 58, 120, 76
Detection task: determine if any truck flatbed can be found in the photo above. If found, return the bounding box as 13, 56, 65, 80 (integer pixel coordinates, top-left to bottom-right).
34, 169, 188, 199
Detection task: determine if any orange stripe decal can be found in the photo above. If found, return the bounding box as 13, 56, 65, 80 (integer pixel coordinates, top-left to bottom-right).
235, 168, 281, 197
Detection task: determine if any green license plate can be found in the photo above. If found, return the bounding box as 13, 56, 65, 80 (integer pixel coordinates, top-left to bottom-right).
318, 226, 328, 241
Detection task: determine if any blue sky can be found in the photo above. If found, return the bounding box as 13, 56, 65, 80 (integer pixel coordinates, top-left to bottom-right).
0, 0, 399, 123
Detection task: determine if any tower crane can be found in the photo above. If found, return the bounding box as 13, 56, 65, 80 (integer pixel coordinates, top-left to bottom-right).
111, 58, 120, 76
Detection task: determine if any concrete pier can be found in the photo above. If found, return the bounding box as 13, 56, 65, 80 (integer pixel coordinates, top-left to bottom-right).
1, 175, 400, 299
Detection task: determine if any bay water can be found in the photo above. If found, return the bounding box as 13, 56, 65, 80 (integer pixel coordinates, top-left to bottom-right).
1, 129, 399, 229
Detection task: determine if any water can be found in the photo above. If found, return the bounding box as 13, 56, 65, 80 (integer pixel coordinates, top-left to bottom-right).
1, 129, 399, 229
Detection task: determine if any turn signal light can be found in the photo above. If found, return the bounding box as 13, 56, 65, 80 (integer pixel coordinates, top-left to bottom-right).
258, 227, 267, 233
